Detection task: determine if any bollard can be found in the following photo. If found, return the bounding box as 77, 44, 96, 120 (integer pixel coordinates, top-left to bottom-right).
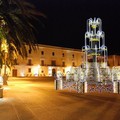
113, 81, 119, 93
84, 82, 88, 93
54, 80, 63, 90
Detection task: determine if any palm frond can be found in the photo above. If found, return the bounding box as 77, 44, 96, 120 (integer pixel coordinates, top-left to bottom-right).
0, 0, 46, 57
0, 0, 46, 72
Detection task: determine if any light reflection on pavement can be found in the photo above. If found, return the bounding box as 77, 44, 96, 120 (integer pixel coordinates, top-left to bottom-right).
0, 78, 120, 120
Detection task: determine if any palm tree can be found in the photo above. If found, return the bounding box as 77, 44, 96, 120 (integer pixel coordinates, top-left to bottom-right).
0, 0, 46, 85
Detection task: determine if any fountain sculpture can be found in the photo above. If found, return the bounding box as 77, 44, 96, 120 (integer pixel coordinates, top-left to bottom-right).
55, 18, 120, 93
81, 18, 111, 82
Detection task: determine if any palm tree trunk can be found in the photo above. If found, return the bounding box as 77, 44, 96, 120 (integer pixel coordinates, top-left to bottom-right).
3, 53, 8, 85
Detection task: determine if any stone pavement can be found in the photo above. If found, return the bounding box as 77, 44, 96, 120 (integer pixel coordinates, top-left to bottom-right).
1, 79, 120, 120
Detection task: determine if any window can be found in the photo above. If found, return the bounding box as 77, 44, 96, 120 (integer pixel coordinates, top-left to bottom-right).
72, 62, 75, 66
41, 60, 44, 66
62, 61, 65, 67
13, 59, 18, 65
41, 51, 44, 55
62, 53, 64, 57
29, 49, 32, 54
28, 68, 31, 73
52, 52, 55, 56
28, 59, 32, 65
51, 60, 56, 66
72, 54, 74, 58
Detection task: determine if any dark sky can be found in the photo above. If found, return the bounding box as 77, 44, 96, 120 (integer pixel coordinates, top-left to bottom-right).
30, 0, 120, 55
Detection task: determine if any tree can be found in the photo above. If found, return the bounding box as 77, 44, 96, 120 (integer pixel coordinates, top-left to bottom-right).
0, 0, 46, 84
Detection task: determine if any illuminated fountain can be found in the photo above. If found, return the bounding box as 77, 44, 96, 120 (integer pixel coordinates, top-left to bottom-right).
55, 18, 120, 93
81, 18, 111, 82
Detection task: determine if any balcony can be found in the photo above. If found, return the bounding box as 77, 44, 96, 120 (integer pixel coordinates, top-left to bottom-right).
44, 64, 66, 67
27, 63, 33, 66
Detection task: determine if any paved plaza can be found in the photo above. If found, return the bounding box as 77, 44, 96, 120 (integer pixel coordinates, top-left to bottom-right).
0, 77, 120, 120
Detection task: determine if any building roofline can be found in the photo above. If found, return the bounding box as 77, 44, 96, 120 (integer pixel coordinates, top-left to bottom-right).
36, 43, 82, 52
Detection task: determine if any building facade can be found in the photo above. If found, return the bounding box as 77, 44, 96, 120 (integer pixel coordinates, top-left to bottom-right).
108, 55, 120, 68
3, 44, 120, 77
9, 44, 83, 77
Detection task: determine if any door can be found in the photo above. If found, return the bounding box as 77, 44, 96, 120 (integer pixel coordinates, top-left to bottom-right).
12, 69, 17, 77
52, 69, 56, 76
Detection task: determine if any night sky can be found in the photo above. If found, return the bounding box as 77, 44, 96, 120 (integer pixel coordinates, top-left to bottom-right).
30, 0, 120, 55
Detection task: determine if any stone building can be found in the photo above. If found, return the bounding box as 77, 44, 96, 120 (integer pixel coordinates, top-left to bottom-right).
3, 43, 119, 77
10, 44, 83, 77
108, 55, 120, 68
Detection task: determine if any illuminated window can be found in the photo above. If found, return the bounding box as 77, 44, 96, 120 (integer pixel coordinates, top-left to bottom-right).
51, 60, 56, 66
